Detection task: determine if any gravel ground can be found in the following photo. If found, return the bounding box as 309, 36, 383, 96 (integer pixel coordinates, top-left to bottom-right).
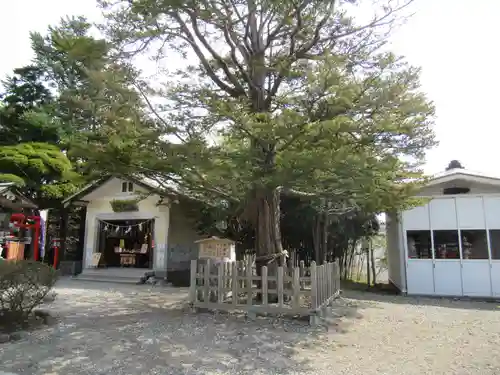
1, 279, 500, 375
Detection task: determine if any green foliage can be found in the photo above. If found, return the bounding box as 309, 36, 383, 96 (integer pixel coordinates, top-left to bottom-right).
97, 1, 434, 200
24, 16, 156, 180
0, 16, 137, 202
0, 260, 58, 330
0, 66, 56, 145
90, 0, 437, 255
0, 143, 78, 199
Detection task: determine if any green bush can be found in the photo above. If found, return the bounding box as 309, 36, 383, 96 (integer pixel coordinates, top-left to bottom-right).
0, 260, 58, 330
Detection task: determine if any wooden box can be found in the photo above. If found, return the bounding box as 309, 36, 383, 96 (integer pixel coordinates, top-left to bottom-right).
7, 242, 24, 261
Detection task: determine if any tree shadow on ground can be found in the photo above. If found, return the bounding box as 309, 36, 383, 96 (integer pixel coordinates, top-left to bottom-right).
0, 280, 362, 375
342, 283, 500, 312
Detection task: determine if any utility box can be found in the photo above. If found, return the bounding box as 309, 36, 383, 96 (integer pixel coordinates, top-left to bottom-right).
195, 237, 236, 262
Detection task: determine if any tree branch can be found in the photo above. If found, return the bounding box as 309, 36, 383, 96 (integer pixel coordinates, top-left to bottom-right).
187, 9, 247, 95
133, 82, 188, 144
171, 12, 243, 97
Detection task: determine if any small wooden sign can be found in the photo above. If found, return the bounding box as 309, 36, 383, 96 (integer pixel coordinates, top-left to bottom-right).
90, 253, 102, 267
196, 237, 235, 260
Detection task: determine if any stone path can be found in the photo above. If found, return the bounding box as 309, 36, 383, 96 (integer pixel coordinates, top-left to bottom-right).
1, 279, 500, 375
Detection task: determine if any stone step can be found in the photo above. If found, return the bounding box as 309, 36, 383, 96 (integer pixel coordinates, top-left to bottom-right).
72, 275, 142, 284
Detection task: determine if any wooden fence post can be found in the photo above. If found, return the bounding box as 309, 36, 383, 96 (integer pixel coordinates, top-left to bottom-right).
309, 261, 318, 326
189, 259, 197, 303
261, 265, 268, 306
292, 266, 300, 310
277, 266, 284, 308
318, 264, 324, 307
232, 261, 238, 306
204, 258, 211, 303
246, 256, 253, 305
310, 261, 317, 310
299, 260, 305, 289
335, 259, 340, 293
238, 261, 244, 291
327, 262, 332, 300
225, 262, 230, 292
217, 262, 224, 303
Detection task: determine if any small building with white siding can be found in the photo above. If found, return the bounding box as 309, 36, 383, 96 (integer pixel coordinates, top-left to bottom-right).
386, 166, 500, 297
62, 175, 204, 282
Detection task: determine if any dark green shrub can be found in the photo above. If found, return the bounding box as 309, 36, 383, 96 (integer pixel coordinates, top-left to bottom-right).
0, 260, 58, 330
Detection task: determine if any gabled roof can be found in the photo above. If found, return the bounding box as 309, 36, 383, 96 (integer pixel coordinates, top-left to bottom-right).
62, 175, 169, 206
425, 168, 500, 187
0, 183, 37, 209
62, 175, 204, 207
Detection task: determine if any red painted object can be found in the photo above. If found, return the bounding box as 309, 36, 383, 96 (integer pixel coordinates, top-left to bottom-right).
9, 214, 41, 261
51, 238, 61, 270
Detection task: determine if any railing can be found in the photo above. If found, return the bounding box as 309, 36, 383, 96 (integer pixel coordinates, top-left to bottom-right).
189, 257, 340, 325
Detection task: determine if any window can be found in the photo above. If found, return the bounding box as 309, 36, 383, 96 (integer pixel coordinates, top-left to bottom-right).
489, 230, 500, 259
443, 187, 470, 195
433, 230, 460, 259
121, 181, 134, 193
406, 230, 432, 259
461, 230, 488, 259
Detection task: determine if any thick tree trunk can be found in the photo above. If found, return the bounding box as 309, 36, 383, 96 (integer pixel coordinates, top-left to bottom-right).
255, 186, 283, 257
253, 186, 283, 303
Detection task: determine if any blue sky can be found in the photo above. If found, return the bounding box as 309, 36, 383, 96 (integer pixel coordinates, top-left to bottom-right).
1, 0, 498, 176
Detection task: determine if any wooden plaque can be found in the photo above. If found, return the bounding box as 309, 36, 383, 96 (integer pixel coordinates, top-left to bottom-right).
90, 253, 102, 267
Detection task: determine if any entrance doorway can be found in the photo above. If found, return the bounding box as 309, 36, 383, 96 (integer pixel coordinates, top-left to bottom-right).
97, 219, 154, 269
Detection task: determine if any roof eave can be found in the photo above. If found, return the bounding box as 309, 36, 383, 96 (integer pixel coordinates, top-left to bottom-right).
425, 172, 500, 188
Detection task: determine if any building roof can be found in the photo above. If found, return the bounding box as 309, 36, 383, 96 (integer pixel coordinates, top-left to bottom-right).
62, 175, 205, 207
425, 168, 500, 187
0, 183, 37, 209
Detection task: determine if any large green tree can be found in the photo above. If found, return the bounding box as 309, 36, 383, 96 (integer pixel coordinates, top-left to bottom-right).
0, 66, 79, 202
0, 66, 57, 145
95, 0, 436, 259
27, 16, 157, 180
0, 16, 138, 202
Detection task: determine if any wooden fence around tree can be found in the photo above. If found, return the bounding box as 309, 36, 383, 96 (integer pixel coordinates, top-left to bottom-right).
189, 257, 340, 325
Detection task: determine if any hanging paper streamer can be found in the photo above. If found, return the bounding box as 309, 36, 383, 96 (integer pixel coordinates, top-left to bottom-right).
115, 226, 120, 233
97, 218, 154, 229
125, 226, 131, 234
104, 224, 108, 231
